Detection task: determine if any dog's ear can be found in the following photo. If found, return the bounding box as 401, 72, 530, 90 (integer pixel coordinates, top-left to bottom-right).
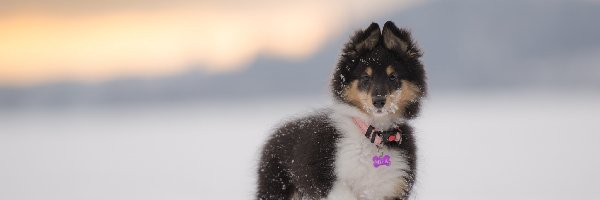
382, 21, 421, 58
352, 23, 381, 52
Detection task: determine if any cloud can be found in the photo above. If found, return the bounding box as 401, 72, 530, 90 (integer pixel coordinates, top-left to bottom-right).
0, 0, 421, 85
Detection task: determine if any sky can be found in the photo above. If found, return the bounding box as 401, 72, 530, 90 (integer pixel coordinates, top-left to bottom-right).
0, 0, 422, 86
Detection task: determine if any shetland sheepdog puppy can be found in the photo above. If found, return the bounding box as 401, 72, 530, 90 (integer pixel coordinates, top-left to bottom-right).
257, 21, 427, 200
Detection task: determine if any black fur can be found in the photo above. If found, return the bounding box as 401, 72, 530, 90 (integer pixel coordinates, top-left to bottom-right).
257, 111, 340, 199
257, 21, 426, 199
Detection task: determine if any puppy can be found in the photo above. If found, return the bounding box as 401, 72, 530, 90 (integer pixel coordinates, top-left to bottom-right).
256, 21, 426, 200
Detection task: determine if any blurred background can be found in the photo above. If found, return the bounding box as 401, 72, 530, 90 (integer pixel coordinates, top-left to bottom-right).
1, 0, 599, 199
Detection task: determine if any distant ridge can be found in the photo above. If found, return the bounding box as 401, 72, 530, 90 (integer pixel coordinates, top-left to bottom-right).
1, 0, 599, 108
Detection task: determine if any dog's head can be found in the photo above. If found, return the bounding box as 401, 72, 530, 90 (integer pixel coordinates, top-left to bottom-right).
331, 21, 426, 119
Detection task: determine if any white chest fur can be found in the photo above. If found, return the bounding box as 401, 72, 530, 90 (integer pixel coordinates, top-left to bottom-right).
327, 105, 411, 200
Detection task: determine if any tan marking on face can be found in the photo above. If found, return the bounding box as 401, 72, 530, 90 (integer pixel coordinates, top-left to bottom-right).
386, 65, 395, 76
343, 80, 372, 114
388, 80, 420, 117
345, 79, 420, 116
365, 67, 373, 76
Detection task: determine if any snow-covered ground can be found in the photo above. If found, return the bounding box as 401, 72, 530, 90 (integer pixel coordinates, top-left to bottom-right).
1, 91, 599, 200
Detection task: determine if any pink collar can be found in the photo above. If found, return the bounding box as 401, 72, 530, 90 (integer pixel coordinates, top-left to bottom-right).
352, 117, 402, 146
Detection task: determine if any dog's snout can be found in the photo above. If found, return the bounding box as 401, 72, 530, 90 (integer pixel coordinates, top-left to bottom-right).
372, 96, 385, 108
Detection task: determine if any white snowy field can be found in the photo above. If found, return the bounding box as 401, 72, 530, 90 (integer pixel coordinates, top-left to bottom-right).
1, 91, 599, 200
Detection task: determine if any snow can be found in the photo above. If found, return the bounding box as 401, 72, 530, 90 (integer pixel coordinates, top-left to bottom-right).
0, 91, 599, 199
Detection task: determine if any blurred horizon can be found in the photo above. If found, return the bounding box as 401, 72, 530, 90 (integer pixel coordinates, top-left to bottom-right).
2, 0, 600, 108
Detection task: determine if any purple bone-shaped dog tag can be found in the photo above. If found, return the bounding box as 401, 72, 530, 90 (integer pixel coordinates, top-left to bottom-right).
372, 155, 391, 168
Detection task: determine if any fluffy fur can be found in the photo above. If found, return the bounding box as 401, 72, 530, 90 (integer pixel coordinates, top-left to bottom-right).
257, 21, 427, 200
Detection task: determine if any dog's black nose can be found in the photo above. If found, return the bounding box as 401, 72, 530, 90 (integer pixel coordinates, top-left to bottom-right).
372, 96, 385, 108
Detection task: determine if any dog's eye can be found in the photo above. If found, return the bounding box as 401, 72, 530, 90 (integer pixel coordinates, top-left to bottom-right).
360, 75, 371, 83
389, 74, 398, 81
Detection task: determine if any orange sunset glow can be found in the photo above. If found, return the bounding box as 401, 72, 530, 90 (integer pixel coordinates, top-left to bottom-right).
0, 0, 420, 86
